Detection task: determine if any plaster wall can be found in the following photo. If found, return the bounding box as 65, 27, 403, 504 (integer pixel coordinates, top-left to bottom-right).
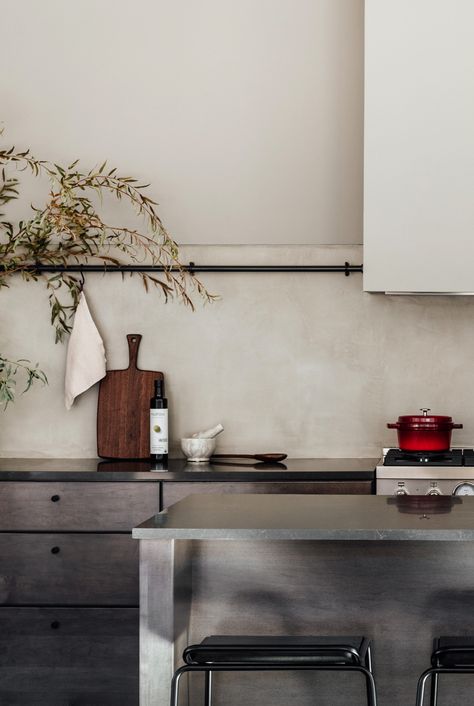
2, 244, 474, 458
0, 0, 363, 246
2, 0, 473, 458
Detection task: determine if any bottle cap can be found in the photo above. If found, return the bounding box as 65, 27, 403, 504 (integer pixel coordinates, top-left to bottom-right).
154, 378, 165, 396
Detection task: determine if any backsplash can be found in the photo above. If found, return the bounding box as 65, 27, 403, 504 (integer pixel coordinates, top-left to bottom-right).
2, 244, 473, 458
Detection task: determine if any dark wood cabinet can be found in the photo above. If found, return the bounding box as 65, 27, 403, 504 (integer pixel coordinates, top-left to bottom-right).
0, 607, 138, 705
162, 480, 372, 508
0, 533, 138, 605
0, 481, 159, 531
0, 480, 159, 705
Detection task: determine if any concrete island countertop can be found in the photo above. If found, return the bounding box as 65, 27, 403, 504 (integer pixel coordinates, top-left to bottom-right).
0, 457, 377, 481
132, 493, 474, 541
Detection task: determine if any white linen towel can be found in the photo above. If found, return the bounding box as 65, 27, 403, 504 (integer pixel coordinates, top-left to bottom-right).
64, 291, 106, 410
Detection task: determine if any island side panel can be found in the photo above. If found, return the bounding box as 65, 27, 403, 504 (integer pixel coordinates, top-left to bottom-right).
139, 539, 192, 706
187, 540, 474, 706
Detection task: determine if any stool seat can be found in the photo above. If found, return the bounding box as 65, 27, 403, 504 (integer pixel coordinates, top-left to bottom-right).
184, 635, 368, 666
433, 637, 474, 667
173, 635, 377, 706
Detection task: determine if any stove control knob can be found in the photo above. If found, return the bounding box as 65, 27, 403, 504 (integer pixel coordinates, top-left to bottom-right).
396, 488, 409, 495
426, 488, 442, 496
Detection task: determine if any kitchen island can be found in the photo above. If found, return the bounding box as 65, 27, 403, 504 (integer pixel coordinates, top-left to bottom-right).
133, 494, 474, 706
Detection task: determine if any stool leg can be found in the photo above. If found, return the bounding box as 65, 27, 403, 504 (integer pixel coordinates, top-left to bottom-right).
204, 670, 213, 705
170, 666, 188, 706
364, 644, 375, 706
332, 666, 377, 706
416, 668, 436, 706
365, 671, 376, 706
366, 644, 374, 674
359, 667, 377, 706
429, 671, 439, 706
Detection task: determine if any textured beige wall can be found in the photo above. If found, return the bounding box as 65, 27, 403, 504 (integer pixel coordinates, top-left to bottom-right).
1, 0, 363, 245
2, 0, 472, 459
2, 245, 474, 458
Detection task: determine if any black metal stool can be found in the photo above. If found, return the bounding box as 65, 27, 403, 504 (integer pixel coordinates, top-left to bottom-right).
416, 637, 474, 705
170, 635, 377, 705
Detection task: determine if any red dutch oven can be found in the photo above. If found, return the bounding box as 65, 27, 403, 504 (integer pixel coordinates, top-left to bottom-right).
387, 409, 463, 452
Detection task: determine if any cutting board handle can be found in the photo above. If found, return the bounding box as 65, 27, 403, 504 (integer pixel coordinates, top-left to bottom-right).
126, 334, 142, 369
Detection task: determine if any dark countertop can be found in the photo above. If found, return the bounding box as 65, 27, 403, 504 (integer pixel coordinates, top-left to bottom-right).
0, 457, 377, 481
132, 493, 474, 541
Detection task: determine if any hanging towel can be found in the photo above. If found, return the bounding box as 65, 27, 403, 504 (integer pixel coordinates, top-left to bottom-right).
64, 291, 106, 410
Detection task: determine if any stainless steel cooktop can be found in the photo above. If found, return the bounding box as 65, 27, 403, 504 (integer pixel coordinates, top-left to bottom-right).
376, 448, 474, 496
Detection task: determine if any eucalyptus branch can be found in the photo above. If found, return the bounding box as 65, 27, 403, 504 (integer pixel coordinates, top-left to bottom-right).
0, 139, 216, 342
0, 356, 48, 409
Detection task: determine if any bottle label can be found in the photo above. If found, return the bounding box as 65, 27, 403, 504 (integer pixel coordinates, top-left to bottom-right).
150, 409, 168, 454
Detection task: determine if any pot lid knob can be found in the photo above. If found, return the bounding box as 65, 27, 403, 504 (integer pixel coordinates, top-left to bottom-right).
420, 408, 431, 416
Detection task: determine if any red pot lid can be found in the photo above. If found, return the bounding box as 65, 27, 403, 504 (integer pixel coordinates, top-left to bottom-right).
392, 409, 461, 430
397, 414, 453, 425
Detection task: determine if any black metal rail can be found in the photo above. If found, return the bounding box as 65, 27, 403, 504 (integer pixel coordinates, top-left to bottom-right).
11, 262, 363, 276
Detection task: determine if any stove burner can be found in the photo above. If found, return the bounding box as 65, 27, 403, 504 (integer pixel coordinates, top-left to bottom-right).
384, 448, 464, 466
462, 449, 474, 466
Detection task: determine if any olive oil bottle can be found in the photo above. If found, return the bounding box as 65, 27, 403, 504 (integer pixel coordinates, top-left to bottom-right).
150, 379, 168, 462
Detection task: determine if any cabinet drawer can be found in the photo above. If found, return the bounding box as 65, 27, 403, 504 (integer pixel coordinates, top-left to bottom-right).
0, 481, 159, 531
0, 533, 137, 605
162, 480, 372, 507
0, 606, 138, 705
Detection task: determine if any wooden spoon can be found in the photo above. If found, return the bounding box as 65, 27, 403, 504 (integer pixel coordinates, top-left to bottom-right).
209, 459, 288, 469
211, 453, 288, 463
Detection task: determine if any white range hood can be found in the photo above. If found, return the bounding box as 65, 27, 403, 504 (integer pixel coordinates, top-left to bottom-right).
363, 0, 474, 294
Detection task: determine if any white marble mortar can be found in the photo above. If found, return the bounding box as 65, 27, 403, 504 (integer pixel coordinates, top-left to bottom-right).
181, 437, 216, 463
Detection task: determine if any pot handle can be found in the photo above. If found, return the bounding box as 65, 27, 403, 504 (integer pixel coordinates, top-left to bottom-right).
452, 423, 463, 429
387, 423, 400, 429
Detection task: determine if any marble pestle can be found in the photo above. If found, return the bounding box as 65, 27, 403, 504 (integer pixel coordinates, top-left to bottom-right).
191, 424, 224, 439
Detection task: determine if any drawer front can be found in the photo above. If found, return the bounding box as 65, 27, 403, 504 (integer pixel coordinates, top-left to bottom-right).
0, 533, 137, 605
0, 481, 159, 531
162, 481, 372, 507
0, 606, 138, 705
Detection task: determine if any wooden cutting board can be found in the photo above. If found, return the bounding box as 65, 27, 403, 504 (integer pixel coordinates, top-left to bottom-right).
97, 334, 163, 459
